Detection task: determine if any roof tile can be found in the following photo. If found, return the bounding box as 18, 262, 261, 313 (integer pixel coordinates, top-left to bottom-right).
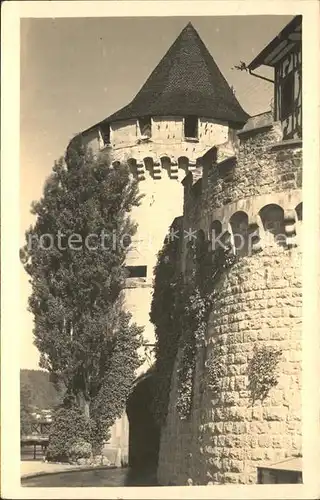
105, 23, 249, 125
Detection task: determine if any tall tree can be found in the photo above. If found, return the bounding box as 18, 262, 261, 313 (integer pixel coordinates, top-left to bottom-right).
20, 138, 143, 446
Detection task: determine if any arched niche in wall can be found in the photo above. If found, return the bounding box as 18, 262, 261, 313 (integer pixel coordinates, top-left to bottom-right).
143, 157, 155, 178
160, 155, 171, 178
178, 156, 189, 174
229, 211, 250, 257
259, 204, 286, 248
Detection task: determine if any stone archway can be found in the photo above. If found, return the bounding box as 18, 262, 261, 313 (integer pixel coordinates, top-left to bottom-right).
126, 372, 160, 471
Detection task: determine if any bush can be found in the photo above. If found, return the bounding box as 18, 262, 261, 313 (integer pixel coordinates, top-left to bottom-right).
46, 407, 93, 463
68, 438, 92, 462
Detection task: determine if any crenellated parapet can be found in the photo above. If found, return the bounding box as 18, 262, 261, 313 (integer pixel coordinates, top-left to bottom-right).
120, 155, 197, 182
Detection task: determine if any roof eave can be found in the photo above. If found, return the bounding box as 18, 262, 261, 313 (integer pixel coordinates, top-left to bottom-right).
248, 15, 302, 71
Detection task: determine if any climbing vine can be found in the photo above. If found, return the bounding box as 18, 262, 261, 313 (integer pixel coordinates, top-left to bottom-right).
150, 224, 238, 423
177, 237, 238, 419
151, 223, 285, 424
247, 344, 283, 404
176, 334, 196, 419
205, 338, 226, 396
150, 224, 184, 426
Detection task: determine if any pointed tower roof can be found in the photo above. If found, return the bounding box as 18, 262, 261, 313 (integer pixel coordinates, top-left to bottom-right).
105, 22, 249, 125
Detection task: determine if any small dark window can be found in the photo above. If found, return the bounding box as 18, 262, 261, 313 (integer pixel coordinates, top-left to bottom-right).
138, 117, 151, 138
184, 116, 198, 139
280, 72, 294, 121
100, 123, 110, 146
126, 265, 147, 278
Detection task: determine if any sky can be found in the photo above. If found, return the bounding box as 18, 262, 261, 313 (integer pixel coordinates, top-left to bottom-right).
20, 15, 293, 369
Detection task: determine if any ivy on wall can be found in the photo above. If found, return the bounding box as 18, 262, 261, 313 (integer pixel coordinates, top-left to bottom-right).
175, 237, 237, 419
176, 335, 196, 419
149, 224, 184, 426
150, 225, 238, 423
205, 339, 226, 396
247, 344, 283, 404
151, 219, 286, 429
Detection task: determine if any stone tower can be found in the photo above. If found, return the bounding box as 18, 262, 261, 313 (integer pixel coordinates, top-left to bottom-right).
76, 22, 248, 375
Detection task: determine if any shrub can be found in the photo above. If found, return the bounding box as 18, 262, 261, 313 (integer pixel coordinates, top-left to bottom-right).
46, 407, 93, 463
68, 438, 92, 462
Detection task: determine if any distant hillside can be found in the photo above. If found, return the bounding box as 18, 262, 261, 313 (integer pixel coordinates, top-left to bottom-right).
20, 369, 64, 410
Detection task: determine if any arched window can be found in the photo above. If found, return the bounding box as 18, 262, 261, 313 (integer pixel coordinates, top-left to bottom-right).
259, 204, 286, 248
229, 211, 249, 257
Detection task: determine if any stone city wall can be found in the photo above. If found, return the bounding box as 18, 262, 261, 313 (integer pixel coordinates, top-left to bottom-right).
157, 122, 303, 485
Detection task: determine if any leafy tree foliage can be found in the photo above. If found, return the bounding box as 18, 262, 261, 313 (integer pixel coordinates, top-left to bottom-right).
20, 138, 143, 450
46, 407, 93, 462
90, 312, 142, 451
